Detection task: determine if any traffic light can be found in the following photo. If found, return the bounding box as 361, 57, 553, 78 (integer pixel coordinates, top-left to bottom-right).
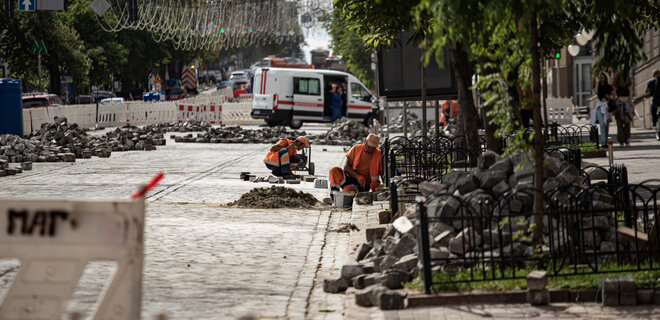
554, 49, 561, 59
220, 28, 225, 33
249, 28, 253, 33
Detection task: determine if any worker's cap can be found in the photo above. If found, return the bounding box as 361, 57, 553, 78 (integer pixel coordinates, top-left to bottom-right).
365, 134, 380, 148
295, 136, 310, 148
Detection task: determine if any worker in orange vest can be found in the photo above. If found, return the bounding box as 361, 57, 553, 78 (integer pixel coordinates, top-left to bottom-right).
329, 134, 382, 195
440, 100, 458, 128
264, 136, 310, 179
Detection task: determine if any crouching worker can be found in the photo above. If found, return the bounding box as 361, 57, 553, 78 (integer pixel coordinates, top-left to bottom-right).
329, 133, 382, 195
264, 136, 310, 179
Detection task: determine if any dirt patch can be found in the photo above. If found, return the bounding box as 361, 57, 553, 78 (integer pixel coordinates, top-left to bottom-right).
228, 186, 319, 209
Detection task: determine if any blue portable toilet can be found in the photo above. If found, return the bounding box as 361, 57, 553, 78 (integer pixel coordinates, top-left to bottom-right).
0, 78, 23, 137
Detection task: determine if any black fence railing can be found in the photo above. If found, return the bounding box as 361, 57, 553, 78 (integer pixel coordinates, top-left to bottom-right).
416, 180, 660, 294
382, 135, 487, 187
499, 124, 600, 150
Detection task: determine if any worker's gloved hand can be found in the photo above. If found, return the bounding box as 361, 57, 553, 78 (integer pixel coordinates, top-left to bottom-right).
370, 180, 380, 192
357, 175, 367, 187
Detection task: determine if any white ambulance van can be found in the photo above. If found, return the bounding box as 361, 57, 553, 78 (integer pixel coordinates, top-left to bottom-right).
251, 68, 378, 128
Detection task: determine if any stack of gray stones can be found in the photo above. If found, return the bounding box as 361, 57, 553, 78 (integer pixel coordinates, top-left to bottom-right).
309, 118, 372, 146
0, 117, 167, 178
324, 150, 619, 309
173, 125, 305, 144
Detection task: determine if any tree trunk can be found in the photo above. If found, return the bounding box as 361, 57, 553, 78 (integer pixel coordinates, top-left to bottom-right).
477, 56, 502, 154
529, 7, 544, 249
449, 45, 481, 165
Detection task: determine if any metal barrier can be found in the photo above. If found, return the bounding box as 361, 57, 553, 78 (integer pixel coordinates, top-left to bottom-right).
416, 181, 660, 293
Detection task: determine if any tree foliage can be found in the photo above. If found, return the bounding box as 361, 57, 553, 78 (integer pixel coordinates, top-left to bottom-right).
325, 8, 374, 88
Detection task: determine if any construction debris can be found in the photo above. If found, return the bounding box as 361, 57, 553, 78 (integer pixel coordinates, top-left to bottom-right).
228, 186, 319, 209
308, 118, 373, 145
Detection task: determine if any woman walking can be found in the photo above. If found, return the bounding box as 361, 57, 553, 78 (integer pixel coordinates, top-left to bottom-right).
590, 73, 614, 145
612, 72, 634, 146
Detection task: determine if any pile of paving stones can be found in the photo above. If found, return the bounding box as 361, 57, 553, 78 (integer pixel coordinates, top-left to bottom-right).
324, 150, 617, 310
143, 121, 211, 133
172, 126, 305, 144
228, 186, 318, 208
308, 118, 372, 145
0, 117, 167, 178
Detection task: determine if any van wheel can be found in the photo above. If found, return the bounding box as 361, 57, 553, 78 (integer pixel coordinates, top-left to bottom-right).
266, 120, 277, 127
290, 119, 303, 129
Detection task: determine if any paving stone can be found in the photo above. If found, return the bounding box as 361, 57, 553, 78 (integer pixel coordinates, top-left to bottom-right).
341, 265, 366, 280
492, 180, 511, 194
378, 255, 399, 271
356, 243, 373, 261
378, 211, 391, 224
378, 290, 406, 310
380, 269, 409, 290
285, 179, 301, 184
323, 277, 349, 293
389, 234, 416, 258
355, 192, 373, 205
432, 231, 452, 248
419, 181, 448, 196
20, 161, 32, 170
455, 174, 479, 195
478, 170, 507, 190
449, 227, 481, 255
429, 247, 450, 260
392, 253, 418, 273
366, 227, 386, 242
392, 216, 414, 234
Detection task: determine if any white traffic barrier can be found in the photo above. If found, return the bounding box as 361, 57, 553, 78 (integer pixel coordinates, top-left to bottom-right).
0, 198, 145, 320
220, 102, 262, 125
19, 94, 233, 135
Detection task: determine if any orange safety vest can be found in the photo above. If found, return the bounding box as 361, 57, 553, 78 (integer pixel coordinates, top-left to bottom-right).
264, 138, 297, 167
350, 144, 382, 183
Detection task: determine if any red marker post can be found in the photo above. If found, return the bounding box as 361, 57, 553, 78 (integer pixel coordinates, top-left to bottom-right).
132, 172, 165, 199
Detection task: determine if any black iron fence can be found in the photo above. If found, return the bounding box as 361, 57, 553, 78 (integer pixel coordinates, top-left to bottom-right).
382, 135, 486, 187
500, 124, 600, 150
416, 179, 660, 293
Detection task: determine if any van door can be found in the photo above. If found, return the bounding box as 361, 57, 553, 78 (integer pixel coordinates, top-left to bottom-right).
292, 75, 324, 121
347, 82, 373, 120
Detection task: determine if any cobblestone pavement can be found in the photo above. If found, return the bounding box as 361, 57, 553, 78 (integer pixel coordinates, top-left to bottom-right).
0, 128, 353, 319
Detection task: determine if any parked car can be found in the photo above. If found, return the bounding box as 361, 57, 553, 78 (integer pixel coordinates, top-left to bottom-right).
92, 90, 115, 103
229, 71, 249, 82
75, 95, 94, 104
22, 93, 63, 109
99, 97, 125, 105
217, 80, 233, 90
165, 87, 187, 101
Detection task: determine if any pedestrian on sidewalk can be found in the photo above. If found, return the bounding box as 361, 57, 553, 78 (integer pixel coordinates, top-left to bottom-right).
590, 73, 614, 145
613, 72, 633, 146
646, 69, 660, 140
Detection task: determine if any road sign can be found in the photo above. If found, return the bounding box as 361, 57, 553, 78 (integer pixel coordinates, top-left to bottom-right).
30, 40, 47, 55
18, 0, 35, 11
182, 67, 197, 90
0, 198, 145, 319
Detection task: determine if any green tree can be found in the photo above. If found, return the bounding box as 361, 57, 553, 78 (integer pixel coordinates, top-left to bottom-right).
325, 8, 374, 89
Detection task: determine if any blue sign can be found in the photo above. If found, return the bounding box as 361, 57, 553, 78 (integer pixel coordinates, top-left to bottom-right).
18, 0, 35, 11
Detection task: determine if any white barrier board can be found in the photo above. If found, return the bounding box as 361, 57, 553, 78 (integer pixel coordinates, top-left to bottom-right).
0, 198, 144, 320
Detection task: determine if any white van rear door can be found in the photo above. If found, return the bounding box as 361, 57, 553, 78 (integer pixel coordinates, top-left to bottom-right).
252, 69, 272, 111
292, 75, 324, 120
347, 82, 373, 119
